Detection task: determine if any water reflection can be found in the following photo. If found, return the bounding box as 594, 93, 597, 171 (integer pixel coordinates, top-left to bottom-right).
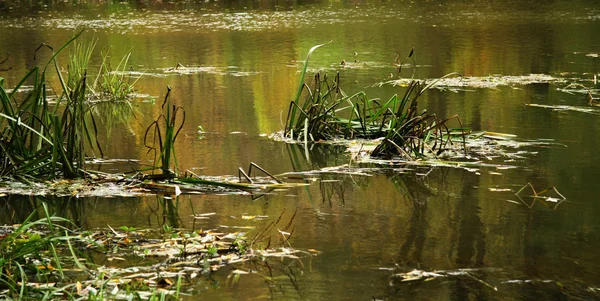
0, 194, 191, 231
294, 144, 348, 168
0, 195, 88, 227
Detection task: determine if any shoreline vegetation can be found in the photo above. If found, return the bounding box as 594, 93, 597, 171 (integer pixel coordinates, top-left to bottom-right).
0, 36, 470, 194
0, 202, 307, 300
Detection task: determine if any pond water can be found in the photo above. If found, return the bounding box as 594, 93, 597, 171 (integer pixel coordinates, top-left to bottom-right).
1, 0, 600, 299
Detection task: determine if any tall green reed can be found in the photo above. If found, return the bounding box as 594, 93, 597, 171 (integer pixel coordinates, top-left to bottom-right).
0, 31, 102, 180
144, 86, 185, 178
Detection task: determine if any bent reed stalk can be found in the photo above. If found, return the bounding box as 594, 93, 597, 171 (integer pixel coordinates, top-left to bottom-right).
284, 44, 467, 159
144, 86, 185, 179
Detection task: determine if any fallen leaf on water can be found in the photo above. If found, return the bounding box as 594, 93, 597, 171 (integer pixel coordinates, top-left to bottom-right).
108, 257, 126, 261
157, 278, 173, 287
506, 200, 522, 205
231, 269, 249, 274
37, 264, 56, 270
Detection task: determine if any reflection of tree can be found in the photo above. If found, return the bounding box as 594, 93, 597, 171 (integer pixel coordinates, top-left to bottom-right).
285, 142, 376, 210
449, 171, 487, 300
387, 169, 487, 270
390, 172, 436, 268
379, 169, 492, 299
0, 195, 36, 224
240, 259, 304, 300
0, 194, 187, 231
454, 172, 486, 268
319, 177, 346, 207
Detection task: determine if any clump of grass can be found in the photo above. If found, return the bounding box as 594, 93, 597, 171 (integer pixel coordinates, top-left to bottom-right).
0, 200, 309, 300
68, 38, 139, 102
94, 48, 138, 102
0, 32, 143, 181
67, 37, 96, 93
0, 203, 76, 300
0, 202, 188, 300
283, 44, 467, 159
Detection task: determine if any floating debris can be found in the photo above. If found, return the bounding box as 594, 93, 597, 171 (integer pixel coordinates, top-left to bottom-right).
391, 268, 498, 291
514, 182, 566, 209
556, 82, 600, 95
489, 188, 513, 192
162, 65, 260, 77
4, 85, 37, 93
193, 212, 217, 219
525, 103, 600, 115
344, 131, 563, 172
377, 74, 566, 91
109, 70, 168, 78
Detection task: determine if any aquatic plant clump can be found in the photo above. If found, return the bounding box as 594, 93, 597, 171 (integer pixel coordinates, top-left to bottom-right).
281, 43, 467, 160
283, 71, 467, 159
0, 32, 103, 181
69, 37, 139, 103
1, 33, 158, 183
